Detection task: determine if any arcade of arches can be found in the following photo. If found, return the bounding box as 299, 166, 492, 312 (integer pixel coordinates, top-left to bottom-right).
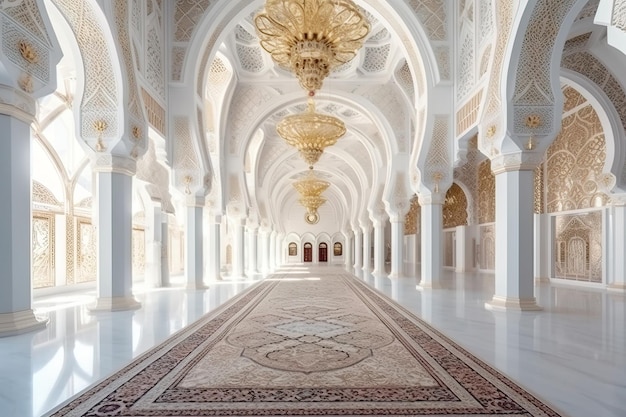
1, 0, 626, 415
2, 0, 626, 344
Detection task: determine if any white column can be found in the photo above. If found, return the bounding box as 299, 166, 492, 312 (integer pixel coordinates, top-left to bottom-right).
276, 233, 284, 267
610, 204, 626, 291
353, 229, 363, 270
144, 202, 163, 288
0, 111, 48, 336
418, 197, 444, 289
161, 216, 170, 286
92, 166, 142, 310
247, 226, 258, 275
534, 213, 552, 283
269, 232, 277, 270
362, 224, 372, 272
343, 231, 353, 269
184, 199, 207, 289
389, 218, 405, 278
485, 168, 541, 311
372, 216, 386, 276
455, 225, 469, 273
231, 218, 245, 279
260, 231, 270, 273
207, 214, 221, 281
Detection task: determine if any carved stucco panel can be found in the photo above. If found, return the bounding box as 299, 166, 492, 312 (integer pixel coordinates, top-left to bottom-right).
51, 0, 119, 140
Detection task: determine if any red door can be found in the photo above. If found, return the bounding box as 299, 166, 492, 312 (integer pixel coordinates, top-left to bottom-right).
319, 243, 328, 262
304, 243, 313, 262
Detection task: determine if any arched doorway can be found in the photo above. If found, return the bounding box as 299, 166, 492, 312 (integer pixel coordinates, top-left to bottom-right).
303, 243, 313, 262
319, 243, 328, 263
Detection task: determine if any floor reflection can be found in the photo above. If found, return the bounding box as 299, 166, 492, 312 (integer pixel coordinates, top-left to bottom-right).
0, 267, 624, 417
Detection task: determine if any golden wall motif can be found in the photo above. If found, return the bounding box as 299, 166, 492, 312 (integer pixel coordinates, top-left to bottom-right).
554, 211, 602, 282
76, 218, 97, 283
32, 213, 55, 289
478, 160, 495, 224
404, 195, 420, 235
534, 163, 544, 214
443, 183, 468, 228
132, 228, 146, 278
546, 101, 608, 212
479, 224, 495, 270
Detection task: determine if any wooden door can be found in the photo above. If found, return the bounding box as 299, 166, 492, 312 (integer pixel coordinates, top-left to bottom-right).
304, 243, 313, 262
319, 243, 328, 262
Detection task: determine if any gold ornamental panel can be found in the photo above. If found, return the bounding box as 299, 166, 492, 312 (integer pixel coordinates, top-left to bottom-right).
478, 160, 495, 224
76, 217, 97, 283
404, 196, 420, 235
546, 104, 608, 212
32, 212, 55, 289
554, 211, 602, 282
443, 183, 468, 228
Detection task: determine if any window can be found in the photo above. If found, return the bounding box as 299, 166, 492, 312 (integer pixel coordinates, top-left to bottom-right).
288, 242, 297, 256
333, 242, 343, 256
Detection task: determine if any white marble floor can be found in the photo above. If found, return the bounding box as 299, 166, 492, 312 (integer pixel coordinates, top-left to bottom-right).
0, 265, 624, 417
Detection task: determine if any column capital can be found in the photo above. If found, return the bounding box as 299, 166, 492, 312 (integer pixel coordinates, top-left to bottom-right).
418, 193, 445, 206
91, 154, 137, 176
490, 151, 544, 175
185, 195, 205, 207
0, 84, 36, 123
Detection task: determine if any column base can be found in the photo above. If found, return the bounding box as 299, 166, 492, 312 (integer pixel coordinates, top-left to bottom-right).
608, 283, 626, 293
186, 282, 209, 290
90, 296, 142, 312
484, 295, 542, 312
0, 310, 48, 337
416, 281, 442, 290
535, 277, 551, 284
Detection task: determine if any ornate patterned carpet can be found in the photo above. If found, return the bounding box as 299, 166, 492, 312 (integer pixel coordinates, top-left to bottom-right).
47, 272, 564, 416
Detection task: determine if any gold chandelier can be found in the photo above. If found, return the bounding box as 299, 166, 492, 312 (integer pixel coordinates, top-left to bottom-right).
293, 167, 330, 223
277, 99, 346, 165
255, 0, 370, 94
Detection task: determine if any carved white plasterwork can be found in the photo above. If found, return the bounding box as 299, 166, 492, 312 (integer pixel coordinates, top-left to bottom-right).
404, 0, 448, 41
362, 44, 391, 73
114, 0, 147, 159
490, 151, 545, 174
578, 0, 600, 21
228, 86, 276, 154
453, 137, 482, 225
561, 51, 626, 185
395, 60, 415, 102
91, 154, 137, 176
137, 138, 174, 213
512, 1, 576, 136
0, 84, 36, 122
145, 22, 165, 100
479, 0, 494, 43
1, 11, 50, 83
424, 115, 450, 186
457, 28, 474, 100
51, 0, 119, 141
173, 116, 201, 193
360, 84, 406, 152
612, 0, 626, 30
236, 44, 266, 73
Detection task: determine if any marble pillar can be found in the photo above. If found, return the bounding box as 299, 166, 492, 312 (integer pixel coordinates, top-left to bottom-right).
610, 204, 626, 291
0, 110, 48, 336
231, 218, 245, 279
161, 216, 170, 287
260, 231, 270, 274
389, 218, 405, 278
418, 197, 444, 289
353, 229, 363, 270
485, 169, 541, 311
91, 165, 142, 311
143, 202, 163, 288
361, 224, 372, 272
247, 226, 258, 275
372, 217, 386, 276
207, 214, 221, 281
184, 199, 207, 290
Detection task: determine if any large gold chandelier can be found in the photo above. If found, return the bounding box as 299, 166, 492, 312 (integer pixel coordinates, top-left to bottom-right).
255, 0, 370, 94
276, 99, 346, 165
293, 167, 330, 224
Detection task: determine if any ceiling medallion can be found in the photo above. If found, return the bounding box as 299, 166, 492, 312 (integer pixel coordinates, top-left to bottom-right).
255, 0, 370, 95
277, 98, 346, 165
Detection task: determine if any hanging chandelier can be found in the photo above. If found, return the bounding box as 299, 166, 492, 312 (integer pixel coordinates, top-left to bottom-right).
293, 167, 330, 224
255, 0, 370, 95
277, 99, 346, 165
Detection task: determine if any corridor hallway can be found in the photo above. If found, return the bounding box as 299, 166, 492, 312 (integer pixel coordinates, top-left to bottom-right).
0, 266, 624, 416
